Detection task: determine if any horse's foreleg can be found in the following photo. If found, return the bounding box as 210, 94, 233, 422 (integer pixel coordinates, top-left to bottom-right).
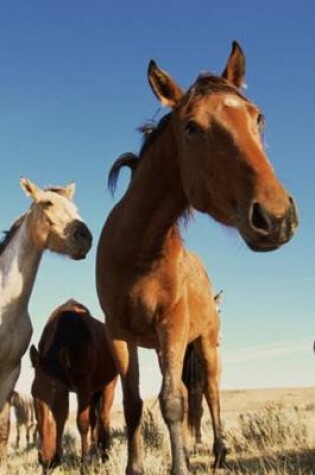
112, 339, 144, 475
0, 367, 21, 466
89, 393, 98, 454
197, 337, 227, 469
157, 306, 189, 475
180, 381, 191, 455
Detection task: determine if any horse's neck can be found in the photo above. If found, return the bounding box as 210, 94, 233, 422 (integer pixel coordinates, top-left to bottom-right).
118, 126, 187, 260
0, 215, 43, 314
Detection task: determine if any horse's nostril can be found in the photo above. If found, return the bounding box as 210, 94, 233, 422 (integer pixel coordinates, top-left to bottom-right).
71, 222, 92, 245
250, 202, 272, 235
73, 228, 84, 240
287, 195, 299, 231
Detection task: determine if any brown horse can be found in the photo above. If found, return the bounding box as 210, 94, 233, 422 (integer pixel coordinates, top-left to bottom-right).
30, 300, 118, 473
96, 41, 298, 475
11, 390, 37, 449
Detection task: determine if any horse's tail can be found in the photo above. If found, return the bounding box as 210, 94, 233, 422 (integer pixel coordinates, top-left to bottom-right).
108, 153, 139, 196
182, 343, 204, 437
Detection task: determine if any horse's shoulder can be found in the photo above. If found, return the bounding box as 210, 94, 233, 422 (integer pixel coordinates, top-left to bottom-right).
184, 250, 209, 277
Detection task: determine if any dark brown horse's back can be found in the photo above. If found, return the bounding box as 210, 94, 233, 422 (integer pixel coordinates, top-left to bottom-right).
38, 300, 116, 390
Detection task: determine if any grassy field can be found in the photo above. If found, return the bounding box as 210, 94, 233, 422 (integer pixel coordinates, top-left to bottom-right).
7, 386, 315, 474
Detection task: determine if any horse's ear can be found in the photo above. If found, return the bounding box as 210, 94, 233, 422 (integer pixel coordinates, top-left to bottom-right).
147, 60, 184, 108
59, 347, 71, 369
20, 178, 42, 202
221, 41, 245, 89
64, 182, 75, 200
29, 345, 40, 368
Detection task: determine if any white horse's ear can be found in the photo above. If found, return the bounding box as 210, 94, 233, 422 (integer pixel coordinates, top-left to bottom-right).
64, 182, 75, 200
20, 178, 42, 202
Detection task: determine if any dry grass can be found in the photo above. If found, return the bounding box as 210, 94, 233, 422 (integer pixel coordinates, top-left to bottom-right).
6, 387, 315, 474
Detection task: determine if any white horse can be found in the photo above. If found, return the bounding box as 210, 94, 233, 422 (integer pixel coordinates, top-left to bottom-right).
0, 178, 92, 468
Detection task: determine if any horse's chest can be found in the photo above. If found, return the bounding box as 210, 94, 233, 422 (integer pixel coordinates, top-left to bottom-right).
109, 283, 161, 343
126, 293, 157, 337
0, 311, 32, 366
0, 268, 24, 310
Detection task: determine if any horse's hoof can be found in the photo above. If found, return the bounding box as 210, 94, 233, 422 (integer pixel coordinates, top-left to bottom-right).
212, 455, 228, 473
126, 465, 144, 475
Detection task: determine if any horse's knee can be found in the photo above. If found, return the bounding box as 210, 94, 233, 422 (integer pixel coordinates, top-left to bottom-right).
160, 393, 184, 424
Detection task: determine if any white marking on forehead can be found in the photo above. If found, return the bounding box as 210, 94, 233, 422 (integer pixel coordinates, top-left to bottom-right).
223, 96, 242, 109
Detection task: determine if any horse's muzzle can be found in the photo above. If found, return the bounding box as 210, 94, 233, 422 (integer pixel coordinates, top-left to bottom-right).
69, 220, 93, 259
243, 196, 299, 252
39, 453, 61, 473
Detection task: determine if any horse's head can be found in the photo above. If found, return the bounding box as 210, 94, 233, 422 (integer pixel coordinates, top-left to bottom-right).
20, 178, 92, 260
147, 42, 298, 252
30, 345, 68, 470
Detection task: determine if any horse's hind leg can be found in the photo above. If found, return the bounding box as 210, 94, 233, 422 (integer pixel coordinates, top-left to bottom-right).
197, 336, 227, 469
182, 343, 204, 448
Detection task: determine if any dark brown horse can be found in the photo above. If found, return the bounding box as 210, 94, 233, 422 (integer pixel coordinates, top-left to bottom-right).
30, 300, 118, 473
96, 41, 298, 475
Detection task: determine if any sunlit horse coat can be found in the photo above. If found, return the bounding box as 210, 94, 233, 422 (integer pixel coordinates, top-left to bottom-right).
96, 42, 298, 475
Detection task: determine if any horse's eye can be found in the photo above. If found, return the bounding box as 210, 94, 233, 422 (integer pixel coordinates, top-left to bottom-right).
184, 121, 203, 136
42, 200, 53, 209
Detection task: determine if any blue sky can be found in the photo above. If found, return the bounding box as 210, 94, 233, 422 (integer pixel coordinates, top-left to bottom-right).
0, 1, 314, 400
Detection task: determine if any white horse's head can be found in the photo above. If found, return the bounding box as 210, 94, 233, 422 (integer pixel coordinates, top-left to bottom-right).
21, 178, 92, 260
